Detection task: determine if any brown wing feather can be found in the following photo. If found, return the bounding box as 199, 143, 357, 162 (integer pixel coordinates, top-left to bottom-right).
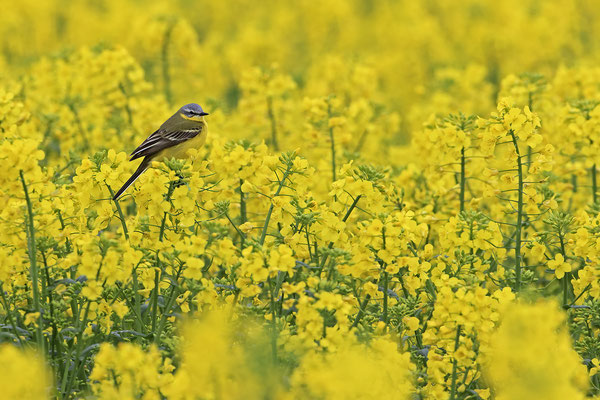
130, 126, 203, 160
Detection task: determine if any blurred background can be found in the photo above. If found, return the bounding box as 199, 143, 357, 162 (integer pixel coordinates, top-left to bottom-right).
2, 0, 599, 147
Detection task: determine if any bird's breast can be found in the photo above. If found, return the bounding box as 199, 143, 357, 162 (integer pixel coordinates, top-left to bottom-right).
156, 127, 207, 161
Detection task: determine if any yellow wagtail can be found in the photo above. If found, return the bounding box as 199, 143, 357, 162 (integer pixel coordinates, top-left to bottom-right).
112, 103, 209, 200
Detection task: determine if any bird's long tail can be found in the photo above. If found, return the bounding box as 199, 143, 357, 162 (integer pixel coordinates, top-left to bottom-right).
112, 158, 150, 200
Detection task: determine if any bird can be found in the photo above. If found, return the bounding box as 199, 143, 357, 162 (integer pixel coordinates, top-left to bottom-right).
112, 103, 209, 200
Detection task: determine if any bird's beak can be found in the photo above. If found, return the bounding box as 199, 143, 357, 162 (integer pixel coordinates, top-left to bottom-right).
200, 112, 209, 116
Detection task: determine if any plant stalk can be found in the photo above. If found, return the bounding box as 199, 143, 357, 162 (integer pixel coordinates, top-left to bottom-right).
459, 147, 466, 212
259, 167, 292, 245
318, 195, 362, 271
266, 96, 279, 151
107, 184, 129, 240
509, 132, 524, 292
592, 164, 597, 203
328, 102, 337, 183
19, 170, 44, 351
449, 325, 462, 400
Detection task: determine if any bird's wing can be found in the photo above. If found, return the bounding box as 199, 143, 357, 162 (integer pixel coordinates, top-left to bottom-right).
130, 125, 203, 161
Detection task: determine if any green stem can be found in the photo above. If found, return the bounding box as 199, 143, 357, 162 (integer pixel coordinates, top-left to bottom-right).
63, 260, 106, 397
397, 273, 410, 299
353, 129, 368, 154
153, 263, 183, 344
509, 132, 524, 292
240, 179, 247, 247
305, 224, 313, 259
131, 268, 143, 333
41, 250, 61, 367
273, 272, 286, 317
56, 210, 72, 253
381, 227, 388, 328
19, 170, 44, 351
449, 325, 462, 400
159, 181, 176, 242
559, 235, 570, 307
382, 271, 389, 327
570, 283, 591, 306
264, 272, 286, 362
153, 180, 176, 334
266, 96, 279, 151
0, 284, 24, 346
328, 103, 337, 183
62, 301, 90, 398
259, 167, 292, 246
107, 184, 129, 240
562, 272, 569, 307
239, 181, 247, 224
527, 90, 533, 171
351, 294, 371, 328
115, 282, 145, 330
225, 212, 246, 245
459, 147, 466, 212
151, 268, 159, 332
341, 195, 362, 223
318, 195, 362, 271
268, 277, 278, 362
592, 164, 597, 203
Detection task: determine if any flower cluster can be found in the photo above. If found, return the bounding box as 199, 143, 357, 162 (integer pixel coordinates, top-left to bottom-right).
2, 1, 600, 399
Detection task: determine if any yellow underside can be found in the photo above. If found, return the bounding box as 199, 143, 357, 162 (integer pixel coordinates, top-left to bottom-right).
154, 130, 207, 161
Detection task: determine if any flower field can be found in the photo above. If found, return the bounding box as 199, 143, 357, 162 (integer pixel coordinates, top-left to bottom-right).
2, 0, 600, 398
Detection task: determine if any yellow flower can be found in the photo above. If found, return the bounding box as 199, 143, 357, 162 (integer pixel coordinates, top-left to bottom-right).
486, 301, 587, 400
589, 358, 599, 376
548, 254, 572, 279
291, 337, 414, 399
24, 312, 40, 327
268, 244, 296, 277
0, 345, 49, 399
403, 316, 420, 334
81, 279, 103, 300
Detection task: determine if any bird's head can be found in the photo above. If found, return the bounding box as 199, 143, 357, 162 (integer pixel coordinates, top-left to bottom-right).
179, 103, 209, 121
